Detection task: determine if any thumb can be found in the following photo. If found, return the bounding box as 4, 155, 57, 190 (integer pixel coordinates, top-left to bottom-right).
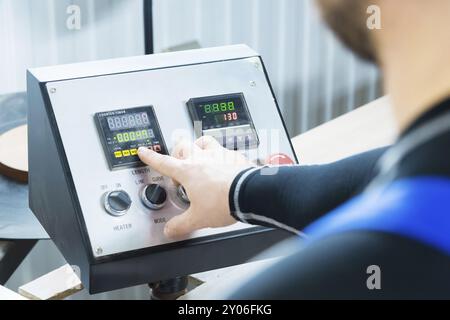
164, 208, 202, 239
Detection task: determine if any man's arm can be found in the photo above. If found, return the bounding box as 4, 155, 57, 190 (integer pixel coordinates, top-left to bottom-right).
137, 137, 387, 238
229, 147, 387, 231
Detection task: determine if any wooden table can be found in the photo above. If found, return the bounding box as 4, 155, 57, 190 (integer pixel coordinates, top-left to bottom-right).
292, 96, 398, 164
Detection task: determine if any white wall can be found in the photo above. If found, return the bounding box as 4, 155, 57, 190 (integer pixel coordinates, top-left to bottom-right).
154, 0, 382, 134
0, 0, 381, 134
0, 0, 144, 95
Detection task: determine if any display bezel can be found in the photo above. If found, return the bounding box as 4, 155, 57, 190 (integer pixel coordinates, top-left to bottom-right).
187, 93, 256, 130
187, 93, 260, 150
95, 106, 168, 170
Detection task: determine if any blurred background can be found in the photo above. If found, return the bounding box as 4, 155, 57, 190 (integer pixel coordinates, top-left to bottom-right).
0, 0, 382, 299
0, 0, 382, 135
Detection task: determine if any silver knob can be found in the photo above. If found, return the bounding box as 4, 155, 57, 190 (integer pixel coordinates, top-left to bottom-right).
104, 190, 132, 217
177, 185, 190, 204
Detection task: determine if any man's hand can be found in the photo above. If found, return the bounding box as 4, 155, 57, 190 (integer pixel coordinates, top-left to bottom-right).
138, 136, 254, 239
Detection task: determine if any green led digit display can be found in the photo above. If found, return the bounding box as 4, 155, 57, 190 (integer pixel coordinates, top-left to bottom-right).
203, 101, 235, 114
115, 129, 154, 142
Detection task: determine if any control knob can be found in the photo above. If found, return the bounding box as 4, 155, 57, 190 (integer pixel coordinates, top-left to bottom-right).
141, 184, 167, 210
177, 185, 190, 204
104, 190, 132, 216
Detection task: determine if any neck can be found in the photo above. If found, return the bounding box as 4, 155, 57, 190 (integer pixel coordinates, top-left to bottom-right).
378, 5, 450, 131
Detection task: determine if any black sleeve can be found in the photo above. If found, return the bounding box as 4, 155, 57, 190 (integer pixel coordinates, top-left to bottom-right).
228, 231, 450, 300
229, 147, 387, 231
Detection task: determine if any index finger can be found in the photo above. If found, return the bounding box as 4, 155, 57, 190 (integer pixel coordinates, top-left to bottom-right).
138, 147, 186, 182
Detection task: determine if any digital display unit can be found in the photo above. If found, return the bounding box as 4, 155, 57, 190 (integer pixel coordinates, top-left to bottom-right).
187, 93, 252, 130
95, 106, 168, 170
187, 93, 259, 150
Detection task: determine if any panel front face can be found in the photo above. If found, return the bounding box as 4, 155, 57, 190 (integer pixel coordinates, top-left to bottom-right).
46, 56, 296, 258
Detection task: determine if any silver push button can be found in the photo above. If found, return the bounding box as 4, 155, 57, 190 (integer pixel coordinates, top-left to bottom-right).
104, 190, 132, 217
141, 184, 167, 210
177, 185, 190, 204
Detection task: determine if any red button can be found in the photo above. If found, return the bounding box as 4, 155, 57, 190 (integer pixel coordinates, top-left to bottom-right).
153, 145, 162, 153
266, 153, 295, 166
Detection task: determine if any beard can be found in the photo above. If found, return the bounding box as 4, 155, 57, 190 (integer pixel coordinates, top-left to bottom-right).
316, 0, 378, 63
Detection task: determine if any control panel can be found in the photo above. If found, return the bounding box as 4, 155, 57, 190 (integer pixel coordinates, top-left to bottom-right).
28, 45, 297, 293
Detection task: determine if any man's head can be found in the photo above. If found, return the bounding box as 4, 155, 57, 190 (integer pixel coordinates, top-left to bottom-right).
317, 0, 450, 130
316, 0, 378, 63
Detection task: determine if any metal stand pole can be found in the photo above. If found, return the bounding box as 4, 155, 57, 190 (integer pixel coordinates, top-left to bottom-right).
143, 0, 154, 55
149, 276, 189, 300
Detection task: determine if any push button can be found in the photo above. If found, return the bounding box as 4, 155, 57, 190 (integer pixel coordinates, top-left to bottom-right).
122, 150, 131, 157
245, 135, 253, 146
237, 135, 245, 145
141, 184, 167, 210
266, 153, 295, 166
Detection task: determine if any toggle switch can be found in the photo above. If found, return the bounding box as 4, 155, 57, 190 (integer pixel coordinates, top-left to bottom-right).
104, 190, 132, 217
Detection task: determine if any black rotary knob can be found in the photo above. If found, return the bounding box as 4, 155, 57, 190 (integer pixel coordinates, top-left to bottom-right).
141, 184, 167, 210
104, 190, 132, 216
